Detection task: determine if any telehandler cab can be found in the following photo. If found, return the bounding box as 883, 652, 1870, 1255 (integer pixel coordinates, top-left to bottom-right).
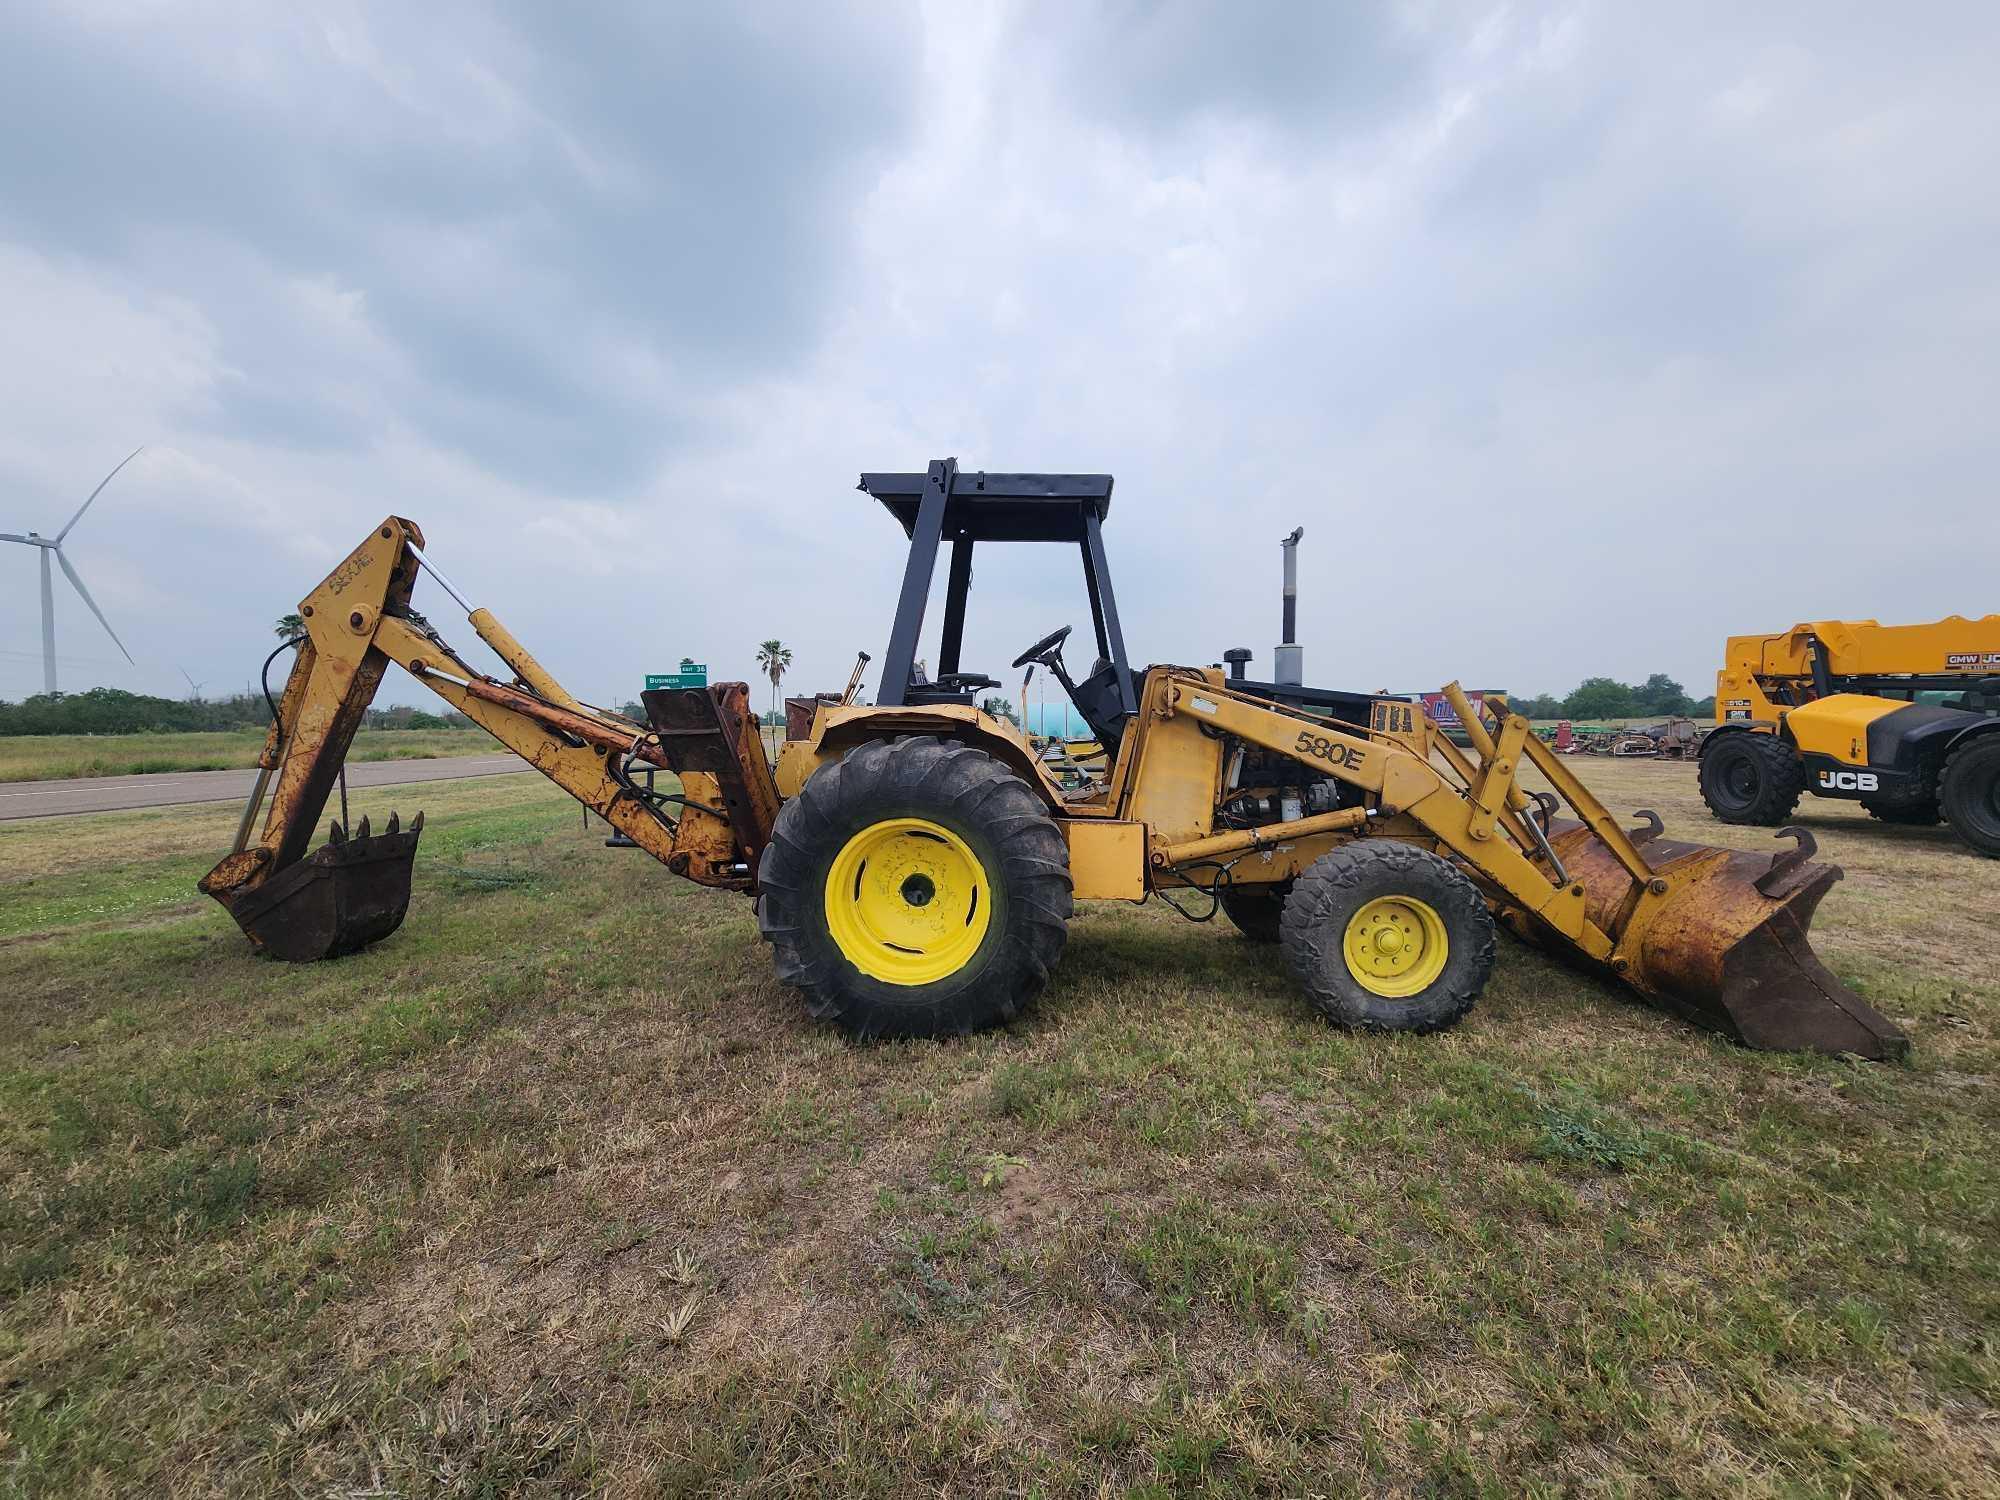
201, 460, 1907, 1060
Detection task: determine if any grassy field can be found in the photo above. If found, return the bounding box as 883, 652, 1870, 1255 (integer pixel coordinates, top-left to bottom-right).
0, 728, 496, 783
0, 758, 1994, 1496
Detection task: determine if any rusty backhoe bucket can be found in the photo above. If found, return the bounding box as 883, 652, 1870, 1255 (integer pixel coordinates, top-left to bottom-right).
200, 813, 424, 962
1505, 820, 1908, 1060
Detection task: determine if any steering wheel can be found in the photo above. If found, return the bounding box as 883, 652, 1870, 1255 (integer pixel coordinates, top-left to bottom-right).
1011, 624, 1073, 670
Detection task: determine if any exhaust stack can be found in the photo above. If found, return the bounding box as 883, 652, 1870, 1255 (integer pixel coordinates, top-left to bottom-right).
1275, 526, 1304, 686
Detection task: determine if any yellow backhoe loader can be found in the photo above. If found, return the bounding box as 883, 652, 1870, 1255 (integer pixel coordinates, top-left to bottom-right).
1700, 617, 2000, 857
201, 461, 1907, 1060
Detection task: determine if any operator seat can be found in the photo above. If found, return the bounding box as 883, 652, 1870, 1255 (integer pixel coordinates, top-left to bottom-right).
1066, 657, 1141, 756
904, 662, 1002, 708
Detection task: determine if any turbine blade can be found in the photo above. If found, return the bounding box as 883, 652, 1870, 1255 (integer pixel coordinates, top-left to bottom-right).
54, 548, 135, 664
57, 445, 145, 542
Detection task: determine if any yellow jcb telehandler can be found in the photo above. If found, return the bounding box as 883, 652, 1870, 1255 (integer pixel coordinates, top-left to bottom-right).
200, 461, 1907, 1060
1700, 616, 2000, 857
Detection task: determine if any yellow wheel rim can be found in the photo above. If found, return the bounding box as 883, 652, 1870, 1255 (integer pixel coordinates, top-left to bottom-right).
824, 817, 993, 985
1342, 895, 1449, 998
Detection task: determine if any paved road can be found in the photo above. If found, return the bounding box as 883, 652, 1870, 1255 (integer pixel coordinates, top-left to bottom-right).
0, 754, 528, 822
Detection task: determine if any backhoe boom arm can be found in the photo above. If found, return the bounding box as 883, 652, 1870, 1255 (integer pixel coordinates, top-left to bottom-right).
200, 517, 757, 960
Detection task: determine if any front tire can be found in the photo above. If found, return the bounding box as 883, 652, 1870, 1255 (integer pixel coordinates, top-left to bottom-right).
1279, 843, 1494, 1034
1699, 732, 1806, 825
756, 737, 1073, 1037
1940, 735, 2000, 858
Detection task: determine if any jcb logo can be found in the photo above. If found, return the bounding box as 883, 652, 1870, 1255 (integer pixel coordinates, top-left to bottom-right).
1818, 770, 1879, 792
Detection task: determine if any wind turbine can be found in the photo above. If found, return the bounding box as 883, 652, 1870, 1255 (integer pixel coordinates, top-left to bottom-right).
2, 448, 141, 695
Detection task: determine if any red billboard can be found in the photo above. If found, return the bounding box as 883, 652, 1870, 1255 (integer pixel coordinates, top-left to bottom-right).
1417, 690, 1487, 728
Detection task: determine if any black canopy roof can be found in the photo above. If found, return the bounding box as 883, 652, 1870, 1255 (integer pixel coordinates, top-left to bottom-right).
858, 470, 1114, 542
862, 459, 1136, 718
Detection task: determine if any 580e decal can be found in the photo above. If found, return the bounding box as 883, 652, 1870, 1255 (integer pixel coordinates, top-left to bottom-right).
1295, 731, 1366, 771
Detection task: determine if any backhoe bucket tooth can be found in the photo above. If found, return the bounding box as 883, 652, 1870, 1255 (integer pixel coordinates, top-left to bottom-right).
1508, 822, 1908, 1060
201, 815, 424, 962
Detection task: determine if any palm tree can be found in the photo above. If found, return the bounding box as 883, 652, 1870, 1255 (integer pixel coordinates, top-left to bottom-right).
756, 639, 793, 724
274, 613, 305, 639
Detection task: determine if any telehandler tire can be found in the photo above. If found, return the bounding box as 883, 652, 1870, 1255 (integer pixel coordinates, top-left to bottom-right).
756, 736, 1073, 1038
1218, 881, 1289, 943
1279, 843, 1494, 1034
1698, 732, 1806, 826
1940, 734, 2000, 858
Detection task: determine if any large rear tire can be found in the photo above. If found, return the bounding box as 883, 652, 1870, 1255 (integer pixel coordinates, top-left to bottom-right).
1279, 843, 1494, 1034
1699, 732, 1806, 826
1940, 735, 2000, 858
756, 737, 1073, 1037
1218, 881, 1289, 943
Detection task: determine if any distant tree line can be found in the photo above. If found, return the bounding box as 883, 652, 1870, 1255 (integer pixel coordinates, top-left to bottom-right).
1508, 673, 1714, 722
0, 688, 469, 737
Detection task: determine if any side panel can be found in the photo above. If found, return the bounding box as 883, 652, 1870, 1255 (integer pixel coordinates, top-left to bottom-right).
1784, 694, 1905, 765
1062, 820, 1146, 900
1865, 702, 1992, 770
1120, 673, 1225, 844
1788, 697, 1987, 802
1797, 754, 1907, 802
1712, 665, 1783, 723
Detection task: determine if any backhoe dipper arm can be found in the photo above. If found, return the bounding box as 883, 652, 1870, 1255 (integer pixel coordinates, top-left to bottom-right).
202, 518, 756, 960
201, 521, 426, 905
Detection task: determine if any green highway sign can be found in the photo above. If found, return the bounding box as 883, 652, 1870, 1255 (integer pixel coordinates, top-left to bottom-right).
646, 658, 707, 692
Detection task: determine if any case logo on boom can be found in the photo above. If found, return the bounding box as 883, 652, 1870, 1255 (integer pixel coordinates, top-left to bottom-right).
1818, 770, 1879, 792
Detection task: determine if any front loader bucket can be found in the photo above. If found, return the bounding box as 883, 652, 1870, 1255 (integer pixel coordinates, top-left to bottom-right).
1507, 821, 1908, 1060
200, 813, 423, 962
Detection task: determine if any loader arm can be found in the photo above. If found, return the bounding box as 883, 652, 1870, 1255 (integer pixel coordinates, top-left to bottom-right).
201, 517, 772, 960
1153, 672, 1906, 1059
1160, 676, 1606, 952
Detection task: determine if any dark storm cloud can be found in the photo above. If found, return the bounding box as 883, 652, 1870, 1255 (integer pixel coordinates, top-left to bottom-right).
1016, 0, 1433, 138
0, 3, 920, 491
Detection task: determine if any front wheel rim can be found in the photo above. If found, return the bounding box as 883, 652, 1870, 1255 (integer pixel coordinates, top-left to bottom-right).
1722, 754, 1759, 804
825, 818, 993, 985
1342, 895, 1449, 998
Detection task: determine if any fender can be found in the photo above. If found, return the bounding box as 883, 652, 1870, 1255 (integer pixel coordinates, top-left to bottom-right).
1697, 720, 1780, 757
1945, 715, 2000, 753
779, 701, 1066, 805
1867, 702, 1995, 779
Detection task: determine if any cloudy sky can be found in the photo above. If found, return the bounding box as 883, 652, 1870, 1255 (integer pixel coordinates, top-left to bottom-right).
2, 2, 1995, 712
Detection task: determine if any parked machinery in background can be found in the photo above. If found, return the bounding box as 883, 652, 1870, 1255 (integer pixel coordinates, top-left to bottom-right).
1650, 717, 1706, 761
1698, 616, 2000, 856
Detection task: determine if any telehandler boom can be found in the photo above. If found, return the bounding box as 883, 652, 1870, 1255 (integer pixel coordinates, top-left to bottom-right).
201, 463, 1906, 1060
